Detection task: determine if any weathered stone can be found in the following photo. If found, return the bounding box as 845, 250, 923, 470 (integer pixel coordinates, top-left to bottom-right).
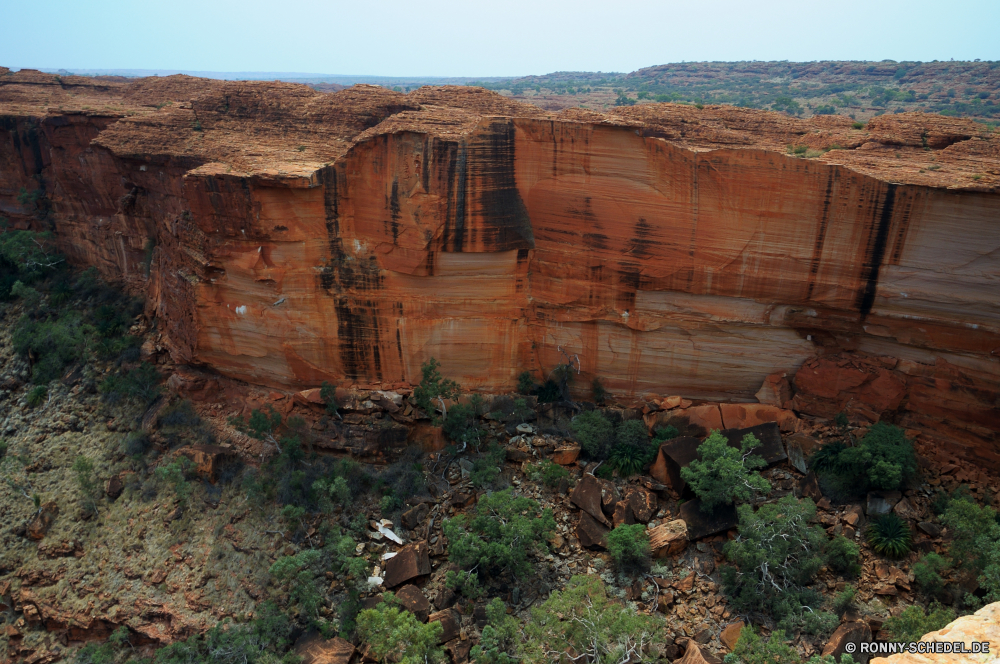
383, 542, 431, 588
570, 474, 611, 527
612, 500, 634, 528
680, 500, 739, 540
401, 503, 429, 531
26, 502, 58, 540
294, 633, 355, 664
407, 423, 446, 452
648, 519, 688, 557
823, 622, 873, 664
867, 491, 902, 516
892, 497, 920, 521
720, 422, 788, 465
175, 444, 235, 482
395, 584, 430, 622
104, 476, 124, 500
843, 504, 865, 527
653, 436, 703, 494
785, 433, 821, 474
446, 638, 473, 664
720, 404, 799, 433
656, 590, 675, 612
625, 486, 657, 523
428, 609, 460, 644
676, 640, 712, 664
799, 471, 823, 502
720, 621, 744, 651
917, 521, 942, 538
869, 601, 1000, 664
576, 511, 610, 550
550, 443, 580, 465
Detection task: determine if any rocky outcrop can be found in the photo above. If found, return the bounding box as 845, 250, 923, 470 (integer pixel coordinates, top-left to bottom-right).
870, 602, 1000, 664
2, 69, 999, 462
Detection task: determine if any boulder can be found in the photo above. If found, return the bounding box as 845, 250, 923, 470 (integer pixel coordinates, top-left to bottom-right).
294, 633, 355, 664
576, 511, 610, 550
676, 641, 712, 664
720, 621, 744, 651
720, 422, 788, 465
867, 491, 902, 516
570, 474, 611, 527
892, 497, 920, 521
680, 500, 738, 540
26, 502, 59, 540
612, 500, 634, 527
755, 372, 792, 408
175, 444, 235, 482
104, 476, 124, 500
785, 433, 821, 474
625, 486, 657, 523
648, 519, 688, 557
682, 405, 725, 436
651, 436, 702, 494
395, 584, 430, 622
446, 638, 473, 664
383, 542, 431, 588
799, 472, 823, 502
401, 503, 429, 531
917, 521, 942, 538
720, 403, 799, 433
550, 443, 580, 465
428, 609, 460, 644
823, 621, 872, 664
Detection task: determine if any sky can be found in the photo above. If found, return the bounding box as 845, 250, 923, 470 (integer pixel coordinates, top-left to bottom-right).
3, 0, 999, 77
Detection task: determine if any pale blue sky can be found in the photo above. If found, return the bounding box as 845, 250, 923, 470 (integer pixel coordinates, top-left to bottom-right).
3, 0, 998, 77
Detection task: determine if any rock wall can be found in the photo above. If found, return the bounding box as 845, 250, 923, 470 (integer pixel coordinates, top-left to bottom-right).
1, 69, 998, 462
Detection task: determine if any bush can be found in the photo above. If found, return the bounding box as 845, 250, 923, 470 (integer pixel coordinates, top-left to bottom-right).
809, 423, 917, 497
681, 431, 770, 512
443, 489, 555, 597
653, 425, 679, 442
356, 594, 445, 664
522, 575, 668, 664
100, 362, 161, 408
27, 385, 47, 407
571, 410, 615, 460
151, 601, 294, 664
471, 598, 519, 664
723, 627, 799, 664
606, 523, 650, 577
13, 313, 87, 384
120, 430, 152, 457
320, 381, 339, 416
414, 358, 460, 424
940, 496, 1000, 602
882, 604, 955, 642
608, 419, 654, 476
722, 496, 826, 621
831, 585, 856, 616
535, 459, 569, 488
516, 371, 536, 395
468, 443, 506, 490
72, 455, 99, 515
913, 553, 949, 596
591, 377, 607, 404
825, 534, 861, 576
867, 513, 912, 558
155, 458, 193, 507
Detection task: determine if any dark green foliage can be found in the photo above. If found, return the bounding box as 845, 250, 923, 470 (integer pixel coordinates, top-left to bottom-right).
533, 459, 569, 488
913, 553, 949, 596
653, 425, 679, 442
443, 489, 555, 596
356, 594, 445, 664
534, 379, 560, 403
376, 450, 427, 512
722, 496, 826, 621
269, 549, 323, 621
809, 423, 917, 497
121, 430, 152, 457
591, 377, 607, 404
831, 585, 856, 616
72, 455, 99, 515
681, 431, 770, 512
606, 523, 650, 577
468, 443, 506, 490
100, 362, 161, 408
852, 121, 866, 129
320, 381, 339, 416
825, 534, 861, 576
14, 312, 87, 384
249, 406, 283, 440
443, 400, 482, 446
777, 609, 839, 637
882, 604, 956, 643
74, 626, 132, 664
723, 627, 799, 664
940, 496, 1000, 602
414, 358, 460, 424
150, 601, 295, 664
608, 419, 654, 476
155, 458, 193, 507
834, 412, 849, 428
471, 598, 519, 664
516, 371, 536, 395
570, 410, 615, 460
867, 513, 912, 558
26, 385, 47, 407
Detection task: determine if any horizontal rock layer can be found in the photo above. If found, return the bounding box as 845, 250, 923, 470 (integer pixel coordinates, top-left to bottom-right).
1, 69, 998, 461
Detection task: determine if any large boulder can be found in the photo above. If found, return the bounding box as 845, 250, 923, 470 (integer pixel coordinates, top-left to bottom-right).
294, 633, 355, 664
648, 519, 688, 557
680, 500, 738, 540
395, 584, 430, 621
649, 436, 702, 494
576, 511, 610, 550
428, 609, 460, 644
26, 502, 59, 540
719, 422, 788, 465
383, 542, 431, 588
570, 474, 612, 527
823, 621, 873, 664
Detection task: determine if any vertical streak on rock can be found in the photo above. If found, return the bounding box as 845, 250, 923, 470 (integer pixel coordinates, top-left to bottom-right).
453, 142, 467, 252
806, 169, 837, 301
857, 183, 897, 318
888, 188, 916, 267
685, 153, 701, 291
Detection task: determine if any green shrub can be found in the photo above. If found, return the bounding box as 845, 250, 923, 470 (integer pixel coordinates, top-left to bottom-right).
517, 371, 536, 395
606, 523, 650, 577
356, 594, 445, 664
151, 601, 294, 664
538, 459, 569, 488
882, 604, 955, 642
571, 410, 615, 460
269, 549, 323, 622
825, 534, 861, 576
121, 430, 152, 457
653, 425, 679, 442
591, 377, 607, 404
414, 358, 460, 424
724, 627, 799, 664
940, 496, 1000, 602
443, 489, 555, 597
100, 362, 161, 407
11, 280, 41, 310
867, 513, 912, 558
27, 385, 48, 407
852, 121, 866, 129
155, 458, 193, 507
608, 419, 654, 476
831, 585, 856, 616
809, 423, 917, 497
681, 431, 770, 512
469, 443, 506, 489
471, 598, 519, 664
777, 608, 839, 637
13, 313, 87, 384
913, 552, 949, 596
72, 455, 98, 515
722, 496, 826, 621
320, 381, 339, 416
522, 575, 668, 664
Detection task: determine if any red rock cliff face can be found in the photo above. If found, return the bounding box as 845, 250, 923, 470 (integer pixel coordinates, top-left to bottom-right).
2, 69, 998, 459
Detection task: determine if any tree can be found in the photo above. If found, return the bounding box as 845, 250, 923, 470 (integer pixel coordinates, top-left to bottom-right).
681, 431, 770, 512
941, 496, 1000, 603
606, 524, 650, 577
722, 496, 827, 621
809, 423, 917, 496
883, 604, 956, 643
72, 456, 99, 516
571, 410, 615, 460
443, 489, 555, 597
471, 598, 519, 664
724, 627, 799, 664
609, 419, 655, 476
356, 595, 445, 664
414, 358, 460, 424
269, 549, 323, 622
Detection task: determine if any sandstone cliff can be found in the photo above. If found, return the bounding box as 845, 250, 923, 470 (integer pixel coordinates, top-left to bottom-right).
1, 68, 998, 464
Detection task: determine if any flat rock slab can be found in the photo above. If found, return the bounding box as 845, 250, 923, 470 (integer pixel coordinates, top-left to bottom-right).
384, 542, 431, 588
651, 436, 702, 494
576, 511, 610, 550
294, 633, 355, 664
570, 474, 612, 527
720, 422, 787, 465
648, 519, 688, 557
680, 499, 738, 540
395, 584, 430, 622
823, 621, 872, 664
